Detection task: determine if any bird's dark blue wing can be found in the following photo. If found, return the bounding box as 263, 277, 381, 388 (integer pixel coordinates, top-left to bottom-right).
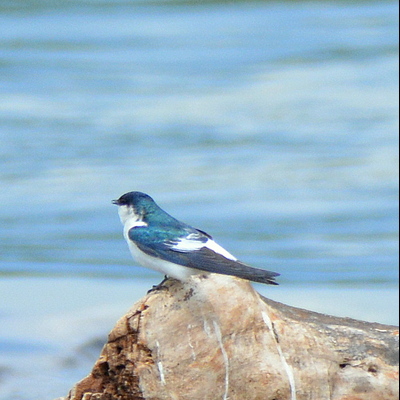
128, 226, 279, 285
128, 223, 205, 258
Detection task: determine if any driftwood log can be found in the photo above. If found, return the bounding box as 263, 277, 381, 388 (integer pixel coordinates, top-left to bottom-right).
59, 275, 399, 400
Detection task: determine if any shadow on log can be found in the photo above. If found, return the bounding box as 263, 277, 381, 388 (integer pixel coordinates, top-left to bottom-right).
59, 275, 399, 400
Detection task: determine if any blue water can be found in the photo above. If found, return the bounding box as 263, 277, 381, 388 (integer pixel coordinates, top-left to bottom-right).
0, 1, 398, 399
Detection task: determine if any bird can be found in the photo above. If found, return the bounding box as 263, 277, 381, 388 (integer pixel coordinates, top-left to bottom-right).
113, 191, 280, 285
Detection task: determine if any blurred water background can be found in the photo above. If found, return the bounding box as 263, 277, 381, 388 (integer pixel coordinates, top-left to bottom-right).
0, 0, 398, 399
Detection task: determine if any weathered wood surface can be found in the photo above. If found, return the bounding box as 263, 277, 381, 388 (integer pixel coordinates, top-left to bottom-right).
59, 275, 399, 400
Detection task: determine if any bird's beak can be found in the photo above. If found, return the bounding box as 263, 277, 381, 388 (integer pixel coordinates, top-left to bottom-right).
112, 199, 120, 205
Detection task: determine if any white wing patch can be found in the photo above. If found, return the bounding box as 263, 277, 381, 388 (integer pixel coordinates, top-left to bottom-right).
204, 239, 237, 261
170, 233, 205, 251
171, 235, 237, 261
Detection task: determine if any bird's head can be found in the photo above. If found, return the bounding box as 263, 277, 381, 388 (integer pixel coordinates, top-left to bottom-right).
112, 191, 162, 225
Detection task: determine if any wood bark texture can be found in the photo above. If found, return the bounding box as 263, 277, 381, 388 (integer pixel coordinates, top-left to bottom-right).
59, 275, 399, 400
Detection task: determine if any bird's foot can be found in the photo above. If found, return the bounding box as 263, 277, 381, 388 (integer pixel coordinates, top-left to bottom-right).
147, 275, 170, 294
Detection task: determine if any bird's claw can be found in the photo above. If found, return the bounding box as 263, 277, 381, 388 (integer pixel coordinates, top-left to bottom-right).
147, 275, 170, 294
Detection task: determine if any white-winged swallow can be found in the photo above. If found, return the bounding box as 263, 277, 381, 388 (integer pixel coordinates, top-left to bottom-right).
113, 191, 279, 285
